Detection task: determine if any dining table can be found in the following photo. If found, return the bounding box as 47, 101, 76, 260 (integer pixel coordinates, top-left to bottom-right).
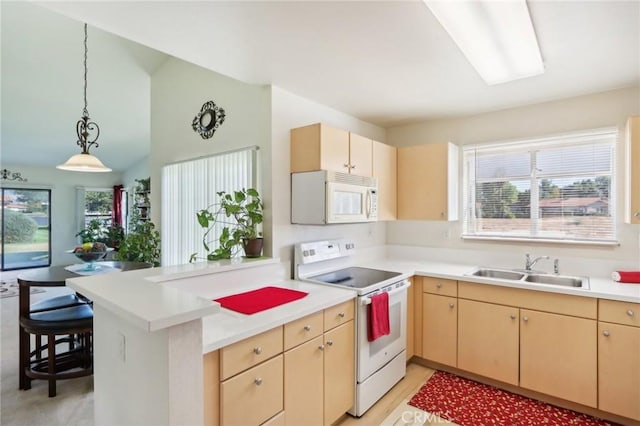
17, 261, 152, 390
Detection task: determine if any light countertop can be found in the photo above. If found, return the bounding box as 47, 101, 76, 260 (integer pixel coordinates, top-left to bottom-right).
356, 258, 640, 303
201, 279, 355, 353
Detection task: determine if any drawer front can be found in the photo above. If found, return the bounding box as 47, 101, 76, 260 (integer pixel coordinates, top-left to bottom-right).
324, 300, 354, 332
221, 355, 283, 426
599, 299, 640, 327
284, 311, 323, 351
458, 281, 597, 319
220, 326, 283, 380
422, 276, 457, 297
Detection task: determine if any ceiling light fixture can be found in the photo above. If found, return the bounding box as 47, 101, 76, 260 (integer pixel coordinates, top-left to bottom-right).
57, 23, 112, 172
424, 0, 544, 85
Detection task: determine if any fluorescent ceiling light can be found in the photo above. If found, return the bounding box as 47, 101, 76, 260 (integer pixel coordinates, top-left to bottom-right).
424, 0, 544, 85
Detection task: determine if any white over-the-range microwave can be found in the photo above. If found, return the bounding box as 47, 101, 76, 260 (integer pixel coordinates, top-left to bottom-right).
291, 170, 378, 224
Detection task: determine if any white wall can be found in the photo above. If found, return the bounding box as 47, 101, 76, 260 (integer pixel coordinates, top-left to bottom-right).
150, 57, 271, 257
0, 164, 123, 266
386, 86, 640, 264
122, 156, 150, 191
270, 86, 388, 263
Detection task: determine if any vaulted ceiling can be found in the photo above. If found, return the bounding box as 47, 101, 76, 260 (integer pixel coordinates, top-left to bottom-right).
2, 1, 639, 172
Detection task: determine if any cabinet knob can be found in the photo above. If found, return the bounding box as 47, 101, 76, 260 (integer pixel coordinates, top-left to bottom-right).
627, 310, 635, 317
254, 378, 263, 386
522, 316, 529, 322
318, 345, 325, 351
253, 347, 262, 355
338, 312, 345, 318
343, 163, 350, 169
448, 303, 455, 309
304, 325, 312, 331
635, 212, 640, 217
602, 330, 610, 337
326, 340, 334, 346
436, 283, 442, 288
510, 314, 516, 320
351, 165, 356, 170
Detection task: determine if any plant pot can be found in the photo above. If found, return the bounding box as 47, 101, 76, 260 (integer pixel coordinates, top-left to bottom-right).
242, 238, 263, 258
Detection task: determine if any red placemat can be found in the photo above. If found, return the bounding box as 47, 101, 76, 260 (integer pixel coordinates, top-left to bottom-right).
214, 286, 308, 315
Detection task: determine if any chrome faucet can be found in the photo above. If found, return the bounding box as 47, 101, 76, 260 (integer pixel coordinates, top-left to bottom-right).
525, 253, 550, 272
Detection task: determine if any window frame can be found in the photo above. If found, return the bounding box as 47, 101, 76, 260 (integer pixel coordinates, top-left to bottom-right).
462, 128, 618, 246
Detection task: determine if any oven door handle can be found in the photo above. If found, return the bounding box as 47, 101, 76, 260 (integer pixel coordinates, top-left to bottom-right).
360, 280, 411, 305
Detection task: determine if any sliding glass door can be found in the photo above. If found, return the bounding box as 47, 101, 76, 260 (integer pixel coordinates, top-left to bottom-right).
1, 188, 51, 270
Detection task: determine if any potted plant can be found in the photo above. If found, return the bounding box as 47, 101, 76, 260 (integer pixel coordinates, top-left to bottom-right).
190, 188, 264, 261
76, 219, 125, 250
113, 221, 161, 266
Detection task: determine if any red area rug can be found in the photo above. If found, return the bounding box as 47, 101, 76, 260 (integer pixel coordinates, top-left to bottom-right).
408, 371, 616, 426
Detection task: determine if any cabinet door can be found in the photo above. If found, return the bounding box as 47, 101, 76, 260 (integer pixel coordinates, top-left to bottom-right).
598, 322, 640, 420
284, 336, 324, 426
520, 310, 597, 407
324, 321, 355, 426
627, 116, 640, 224
457, 299, 519, 385
348, 133, 373, 176
397, 142, 458, 221
422, 294, 457, 367
290, 123, 350, 173
372, 140, 397, 220
321, 125, 351, 174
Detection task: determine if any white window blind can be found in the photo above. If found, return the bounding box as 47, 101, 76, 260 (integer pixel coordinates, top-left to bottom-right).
161, 147, 257, 266
462, 129, 617, 244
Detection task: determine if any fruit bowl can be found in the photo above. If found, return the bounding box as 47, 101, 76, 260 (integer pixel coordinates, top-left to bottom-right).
72, 250, 108, 262
67, 242, 111, 271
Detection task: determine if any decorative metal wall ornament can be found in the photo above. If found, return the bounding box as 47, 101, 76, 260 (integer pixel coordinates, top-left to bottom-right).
1, 169, 27, 182
57, 23, 111, 172
192, 101, 226, 139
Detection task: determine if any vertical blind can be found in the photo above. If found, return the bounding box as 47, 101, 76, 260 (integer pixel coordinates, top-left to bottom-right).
161, 147, 257, 266
462, 129, 617, 244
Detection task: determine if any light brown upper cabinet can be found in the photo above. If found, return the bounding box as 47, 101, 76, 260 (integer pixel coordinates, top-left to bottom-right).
372, 140, 397, 220
625, 116, 640, 224
290, 123, 372, 176
397, 142, 459, 221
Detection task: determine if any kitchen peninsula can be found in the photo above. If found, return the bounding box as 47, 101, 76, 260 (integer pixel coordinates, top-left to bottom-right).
66, 257, 356, 426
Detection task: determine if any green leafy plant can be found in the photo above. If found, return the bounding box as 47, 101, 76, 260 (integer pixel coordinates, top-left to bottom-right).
114, 221, 161, 266
190, 188, 263, 262
76, 219, 124, 249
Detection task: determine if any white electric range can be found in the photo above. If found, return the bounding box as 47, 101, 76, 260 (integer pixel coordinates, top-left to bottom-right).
294, 239, 410, 417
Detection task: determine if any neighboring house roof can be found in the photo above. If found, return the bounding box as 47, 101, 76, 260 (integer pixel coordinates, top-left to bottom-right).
538, 197, 608, 208
2, 195, 14, 202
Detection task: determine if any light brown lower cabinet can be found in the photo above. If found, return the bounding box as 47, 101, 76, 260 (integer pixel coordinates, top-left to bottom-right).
598, 322, 640, 420
422, 293, 457, 367
323, 321, 355, 425
457, 299, 519, 385
220, 355, 284, 426
284, 336, 324, 426
283, 319, 354, 426
520, 309, 597, 408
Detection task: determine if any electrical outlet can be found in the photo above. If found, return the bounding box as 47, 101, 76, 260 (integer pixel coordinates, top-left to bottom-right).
118, 332, 126, 363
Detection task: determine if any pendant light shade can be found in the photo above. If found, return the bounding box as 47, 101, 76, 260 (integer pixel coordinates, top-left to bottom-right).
57, 23, 112, 173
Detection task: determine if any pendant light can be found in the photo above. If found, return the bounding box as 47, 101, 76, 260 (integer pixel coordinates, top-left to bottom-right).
57, 23, 112, 172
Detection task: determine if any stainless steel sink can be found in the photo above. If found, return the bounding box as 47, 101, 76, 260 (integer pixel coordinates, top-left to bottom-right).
524, 274, 588, 288
471, 269, 525, 280
469, 267, 590, 290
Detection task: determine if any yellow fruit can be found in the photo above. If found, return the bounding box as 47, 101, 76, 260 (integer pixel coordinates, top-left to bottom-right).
82, 242, 93, 251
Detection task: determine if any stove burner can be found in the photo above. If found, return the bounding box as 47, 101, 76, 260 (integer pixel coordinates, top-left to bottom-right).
309, 267, 402, 289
